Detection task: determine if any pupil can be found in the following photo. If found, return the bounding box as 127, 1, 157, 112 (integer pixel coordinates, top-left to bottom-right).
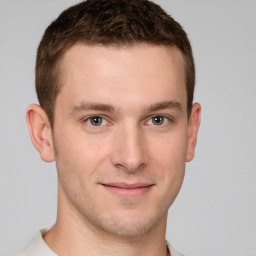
153, 116, 164, 125
91, 116, 102, 126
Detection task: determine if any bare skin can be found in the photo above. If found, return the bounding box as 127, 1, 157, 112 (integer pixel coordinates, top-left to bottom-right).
27, 44, 201, 256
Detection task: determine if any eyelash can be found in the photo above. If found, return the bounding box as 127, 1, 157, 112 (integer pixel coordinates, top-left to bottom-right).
84, 116, 109, 126
83, 115, 172, 127
146, 116, 171, 126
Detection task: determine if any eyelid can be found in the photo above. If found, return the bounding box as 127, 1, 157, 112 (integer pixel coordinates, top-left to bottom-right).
81, 114, 174, 126
144, 115, 174, 126
148, 116, 168, 124
83, 115, 110, 126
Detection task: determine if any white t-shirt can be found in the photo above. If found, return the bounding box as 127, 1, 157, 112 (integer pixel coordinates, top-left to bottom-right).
14, 228, 184, 256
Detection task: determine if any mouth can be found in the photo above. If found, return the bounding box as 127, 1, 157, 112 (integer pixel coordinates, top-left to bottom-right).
100, 182, 154, 199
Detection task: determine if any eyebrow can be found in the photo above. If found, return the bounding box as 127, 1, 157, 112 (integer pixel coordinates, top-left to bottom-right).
68, 102, 116, 115
145, 101, 182, 112
68, 100, 182, 115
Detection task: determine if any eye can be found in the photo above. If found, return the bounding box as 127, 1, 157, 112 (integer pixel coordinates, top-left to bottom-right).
86, 116, 107, 126
148, 116, 169, 126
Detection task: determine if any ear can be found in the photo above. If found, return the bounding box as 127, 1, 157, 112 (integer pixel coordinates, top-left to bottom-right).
26, 104, 55, 162
186, 103, 201, 162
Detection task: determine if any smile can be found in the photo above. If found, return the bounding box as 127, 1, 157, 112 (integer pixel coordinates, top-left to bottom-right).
101, 183, 154, 199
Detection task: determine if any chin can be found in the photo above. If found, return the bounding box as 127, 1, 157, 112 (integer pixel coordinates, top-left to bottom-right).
95, 210, 167, 238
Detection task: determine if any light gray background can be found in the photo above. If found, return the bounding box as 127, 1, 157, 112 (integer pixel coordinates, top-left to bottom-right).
1, 0, 256, 255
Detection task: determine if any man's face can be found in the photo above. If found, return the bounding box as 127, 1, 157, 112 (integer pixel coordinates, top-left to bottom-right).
52, 44, 196, 237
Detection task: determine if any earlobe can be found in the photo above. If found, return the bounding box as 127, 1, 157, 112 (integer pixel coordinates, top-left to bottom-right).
186, 103, 201, 162
26, 104, 55, 162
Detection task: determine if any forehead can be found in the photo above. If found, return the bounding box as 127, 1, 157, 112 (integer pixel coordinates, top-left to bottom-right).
61, 43, 185, 78
57, 43, 186, 109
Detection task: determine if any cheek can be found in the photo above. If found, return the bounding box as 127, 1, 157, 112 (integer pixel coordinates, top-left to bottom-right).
148, 128, 188, 193
149, 128, 188, 168
155, 138, 187, 205
53, 135, 107, 208
53, 128, 110, 181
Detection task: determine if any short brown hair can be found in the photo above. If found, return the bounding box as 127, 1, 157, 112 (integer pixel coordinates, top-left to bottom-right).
36, 0, 195, 126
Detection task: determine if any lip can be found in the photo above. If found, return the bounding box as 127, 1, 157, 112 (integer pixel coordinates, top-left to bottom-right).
101, 182, 154, 199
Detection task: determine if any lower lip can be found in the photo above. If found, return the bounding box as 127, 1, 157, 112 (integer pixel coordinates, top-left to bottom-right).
102, 185, 153, 199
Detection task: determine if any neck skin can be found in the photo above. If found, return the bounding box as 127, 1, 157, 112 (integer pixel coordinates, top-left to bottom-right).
44, 183, 169, 256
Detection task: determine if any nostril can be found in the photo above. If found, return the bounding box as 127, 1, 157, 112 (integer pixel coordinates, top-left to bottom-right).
114, 161, 147, 173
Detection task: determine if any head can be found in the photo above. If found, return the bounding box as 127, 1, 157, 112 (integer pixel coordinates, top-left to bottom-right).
36, 0, 195, 127
27, 0, 201, 239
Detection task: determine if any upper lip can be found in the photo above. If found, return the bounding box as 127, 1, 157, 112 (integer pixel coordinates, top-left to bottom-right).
101, 182, 154, 189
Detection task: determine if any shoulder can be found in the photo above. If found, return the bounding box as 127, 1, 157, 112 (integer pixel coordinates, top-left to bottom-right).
13, 229, 57, 256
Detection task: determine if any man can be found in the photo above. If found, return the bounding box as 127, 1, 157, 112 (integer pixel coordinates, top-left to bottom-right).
15, 0, 201, 255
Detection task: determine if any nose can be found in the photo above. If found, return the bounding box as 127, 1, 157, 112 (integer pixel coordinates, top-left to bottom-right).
111, 123, 148, 173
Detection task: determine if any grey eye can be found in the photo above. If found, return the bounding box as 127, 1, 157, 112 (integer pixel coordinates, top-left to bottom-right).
152, 116, 165, 125
88, 116, 103, 126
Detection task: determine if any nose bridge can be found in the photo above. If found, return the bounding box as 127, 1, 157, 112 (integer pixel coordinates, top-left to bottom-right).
111, 120, 148, 172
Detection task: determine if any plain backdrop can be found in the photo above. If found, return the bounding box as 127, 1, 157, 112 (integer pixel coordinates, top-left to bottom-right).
1, 0, 256, 255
